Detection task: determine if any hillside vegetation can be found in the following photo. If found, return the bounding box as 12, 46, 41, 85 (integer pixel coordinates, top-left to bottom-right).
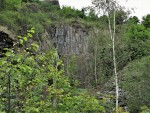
0, 0, 150, 113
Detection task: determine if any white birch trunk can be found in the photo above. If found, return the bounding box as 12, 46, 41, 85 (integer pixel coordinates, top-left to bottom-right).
92, 0, 119, 111
107, 1, 119, 111
112, 5, 119, 112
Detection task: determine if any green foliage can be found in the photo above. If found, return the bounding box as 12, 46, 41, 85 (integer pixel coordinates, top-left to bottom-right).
117, 107, 129, 113
88, 10, 99, 21
0, 1, 100, 33
99, 15, 109, 25
114, 9, 128, 25
0, 9, 51, 33
3, 0, 22, 10
2, 1, 150, 112
22, 0, 39, 2
0, 29, 105, 113
87, 26, 129, 86
127, 16, 139, 24
125, 24, 150, 60
121, 56, 150, 113
0, 11, 20, 31
142, 14, 150, 28
140, 106, 150, 113
59, 7, 85, 19
84, 7, 99, 21
66, 55, 78, 86
37, 1, 60, 12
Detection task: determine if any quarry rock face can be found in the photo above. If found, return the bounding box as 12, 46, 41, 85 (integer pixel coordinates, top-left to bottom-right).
0, 24, 91, 86
36, 24, 89, 56
53, 25, 89, 81
53, 25, 89, 56
0, 24, 89, 57
36, 24, 90, 84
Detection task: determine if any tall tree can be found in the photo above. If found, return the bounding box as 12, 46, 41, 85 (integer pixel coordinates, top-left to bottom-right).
92, 0, 120, 112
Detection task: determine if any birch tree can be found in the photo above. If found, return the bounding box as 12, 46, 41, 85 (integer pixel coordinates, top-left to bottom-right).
92, 0, 119, 112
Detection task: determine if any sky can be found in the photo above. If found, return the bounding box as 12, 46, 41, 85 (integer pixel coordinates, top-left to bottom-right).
59, 0, 150, 20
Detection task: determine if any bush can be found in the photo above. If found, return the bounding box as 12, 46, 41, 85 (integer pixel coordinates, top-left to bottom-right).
3, 0, 22, 10
0, 29, 106, 113
59, 7, 85, 19
121, 56, 150, 112
140, 106, 150, 113
125, 24, 150, 60
0, 9, 51, 33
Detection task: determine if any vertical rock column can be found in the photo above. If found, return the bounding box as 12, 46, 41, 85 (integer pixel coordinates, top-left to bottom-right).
53, 25, 89, 86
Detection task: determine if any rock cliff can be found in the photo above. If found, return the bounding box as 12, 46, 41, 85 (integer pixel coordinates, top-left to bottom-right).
37, 24, 91, 84
0, 23, 91, 84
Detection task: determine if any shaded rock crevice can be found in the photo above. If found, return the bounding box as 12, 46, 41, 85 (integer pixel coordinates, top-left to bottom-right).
0, 26, 14, 57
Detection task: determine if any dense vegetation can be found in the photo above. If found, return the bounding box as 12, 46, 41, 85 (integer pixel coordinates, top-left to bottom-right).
0, 28, 105, 113
0, 0, 150, 113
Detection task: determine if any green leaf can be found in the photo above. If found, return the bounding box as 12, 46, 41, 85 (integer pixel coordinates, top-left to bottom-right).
31, 43, 39, 52
17, 36, 22, 39
29, 27, 35, 34
5, 52, 11, 57
27, 33, 33, 38
23, 37, 28, 42
0, 60, 6, 66
3, 48, 10, 51
19, 39, 24, 45
29, 29, 35, 34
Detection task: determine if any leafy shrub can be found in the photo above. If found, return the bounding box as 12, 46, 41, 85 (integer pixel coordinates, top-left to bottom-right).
3, 0, 22, 10
142, 14, 150, 28
140, 106, 150, 113
0, 9, 51, 33
59, 7, 85, 19
121, 56, 150, 112
127, 16, 139, 24
125, 24, 150, 60
37, 1, 60, 12
0, 11, 20, 31
0, 29, 105, 113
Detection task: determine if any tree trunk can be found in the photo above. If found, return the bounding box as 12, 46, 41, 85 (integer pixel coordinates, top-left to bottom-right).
107, 3, 119, 112
112, 6, 119, 112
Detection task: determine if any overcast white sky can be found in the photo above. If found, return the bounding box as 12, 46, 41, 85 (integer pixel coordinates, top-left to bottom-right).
59, 0, 150, 20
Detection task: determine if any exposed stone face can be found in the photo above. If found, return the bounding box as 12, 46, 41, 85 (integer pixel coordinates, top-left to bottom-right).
35, 24, 90, 85
0, 26, 14, 57
37, 24, 89, 56
53, 25, 90, 85
0, 24, 90, 86
53, 25, 89, 56
0, 32, 13, 49
53, 25, 89, 80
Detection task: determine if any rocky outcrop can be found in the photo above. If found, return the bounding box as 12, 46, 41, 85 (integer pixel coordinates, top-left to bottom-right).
53, 25, 89, 56
33, 24, 90, 85
0, 23, 91, 85
0, 26, 15, 56
35, 24, 89, 56
52, 25, 90, 83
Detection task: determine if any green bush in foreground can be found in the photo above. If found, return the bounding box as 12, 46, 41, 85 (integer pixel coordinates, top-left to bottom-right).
0, 28, 105, 113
